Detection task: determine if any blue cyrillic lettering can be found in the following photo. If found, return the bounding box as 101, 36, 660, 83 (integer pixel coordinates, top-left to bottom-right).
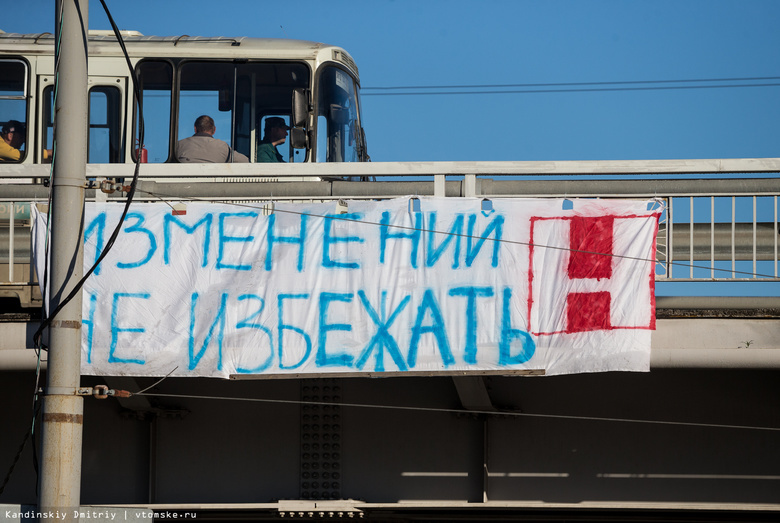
355, 291, 410, 372
266, 213, 307, 272
84, 212, 106, 275
380, 210, 422, 268
109, 292, 149, 365
449, 286, 494, 364
317, 292, 354, 367
82, 293, 97, 364
164, 213, 212, 267
117, 213, 158, 269
217, 212, 258, 271
499, 287, 535, 365
234, 294, 274, 373
278, 293, 312, 369
322, 214, 364, 269
426, 213, 463, 269
408, 290, 454, 368
466, 213, 504, 267
189, 292, 227, 371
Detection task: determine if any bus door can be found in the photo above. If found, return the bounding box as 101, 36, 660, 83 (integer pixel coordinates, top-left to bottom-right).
38, 75, 126, 164
36, 74, 54, 164
86, 76, 125, 163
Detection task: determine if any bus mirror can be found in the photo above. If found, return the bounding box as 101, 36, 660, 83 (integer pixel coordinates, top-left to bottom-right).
292, 88, 310, 127
290, 127, 308, 149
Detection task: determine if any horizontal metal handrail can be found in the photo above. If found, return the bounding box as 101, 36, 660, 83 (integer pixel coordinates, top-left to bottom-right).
1, 157, 780, 180
1, 177, 779, 201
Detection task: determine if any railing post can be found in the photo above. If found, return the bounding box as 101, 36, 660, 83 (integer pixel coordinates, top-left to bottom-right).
8, 201, 14, 282
434, 174, 446, 197
464, 173, 477, 198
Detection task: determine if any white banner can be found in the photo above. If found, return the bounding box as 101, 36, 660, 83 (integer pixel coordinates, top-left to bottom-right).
32, 197, 660, 378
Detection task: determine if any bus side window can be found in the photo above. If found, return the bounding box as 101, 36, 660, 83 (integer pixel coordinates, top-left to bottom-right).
0, 59, 29, 162
179, 62, 239, 158
135, 60, 173, 163
89, 86, 122, 163
178, 61, 309, 163
42, 85, 54, 159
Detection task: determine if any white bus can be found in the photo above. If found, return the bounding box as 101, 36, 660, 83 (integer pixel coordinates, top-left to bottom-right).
0, 29, 368, 310
0, 29, 368, 168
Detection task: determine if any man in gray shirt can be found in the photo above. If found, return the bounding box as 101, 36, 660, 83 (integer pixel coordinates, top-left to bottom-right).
177, 115, 249, 163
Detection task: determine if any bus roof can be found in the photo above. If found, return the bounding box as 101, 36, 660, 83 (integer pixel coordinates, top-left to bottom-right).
0, 30, 359, 80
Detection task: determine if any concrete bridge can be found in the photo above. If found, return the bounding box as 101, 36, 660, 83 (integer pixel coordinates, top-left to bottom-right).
1, 160, 779, 521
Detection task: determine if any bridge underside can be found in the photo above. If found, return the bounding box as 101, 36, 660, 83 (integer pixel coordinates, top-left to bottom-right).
1, 303, 779, 519
1, 366, 778, 520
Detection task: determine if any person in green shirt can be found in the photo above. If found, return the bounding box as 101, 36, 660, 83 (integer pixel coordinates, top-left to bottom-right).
257, 117, 289, 163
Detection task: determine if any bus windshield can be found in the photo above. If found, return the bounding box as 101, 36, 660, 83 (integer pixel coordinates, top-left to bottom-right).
316, 66, 365, 163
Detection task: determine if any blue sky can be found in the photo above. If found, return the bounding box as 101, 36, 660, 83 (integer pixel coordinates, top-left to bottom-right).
5, 0, 780, 162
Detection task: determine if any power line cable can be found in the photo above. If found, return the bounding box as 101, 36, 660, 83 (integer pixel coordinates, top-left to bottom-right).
131, 391, 780, 433
25, 0, 66, 497
0, 401, 40, 496
361, 82, 780, 96
362, 75, 780, 90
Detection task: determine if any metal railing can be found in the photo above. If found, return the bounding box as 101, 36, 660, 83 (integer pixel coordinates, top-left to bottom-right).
0, 200, 37, 308
2, 159, 779, 308
661, 195, 778, 281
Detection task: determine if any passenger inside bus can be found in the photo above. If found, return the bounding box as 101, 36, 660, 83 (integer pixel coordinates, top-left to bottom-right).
256, 117, 289, 163
0, 120, 25, 162
176, 115, 248, 163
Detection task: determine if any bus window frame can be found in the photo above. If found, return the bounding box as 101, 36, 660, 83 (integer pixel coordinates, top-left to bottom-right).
132, 57, 328, 164
313, 63, 364, 164
1, 57, 31, 163
175, 59, 241, 161
39, 79, 55, 165
40, 77, 127, 165
87, 81, 125, 164
133, 58, 176, 164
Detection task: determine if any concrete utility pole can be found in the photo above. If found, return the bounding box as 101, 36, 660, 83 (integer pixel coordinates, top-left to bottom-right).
39, 0, 89, 519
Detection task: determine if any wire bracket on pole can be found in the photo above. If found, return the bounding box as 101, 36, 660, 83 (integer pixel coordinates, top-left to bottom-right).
84, 179, 133, 194
76, 385, 132, 399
